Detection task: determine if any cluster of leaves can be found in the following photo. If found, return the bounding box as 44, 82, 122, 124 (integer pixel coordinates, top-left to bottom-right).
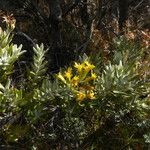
0, 18, 150, 149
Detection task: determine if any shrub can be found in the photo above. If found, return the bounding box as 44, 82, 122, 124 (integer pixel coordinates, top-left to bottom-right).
0, 16, 149, 150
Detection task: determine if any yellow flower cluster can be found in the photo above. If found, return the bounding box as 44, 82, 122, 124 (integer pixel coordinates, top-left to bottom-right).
57, 60, 97, 102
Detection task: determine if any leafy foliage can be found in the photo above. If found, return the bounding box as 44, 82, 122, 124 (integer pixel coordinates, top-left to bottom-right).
0, 16, 149, 150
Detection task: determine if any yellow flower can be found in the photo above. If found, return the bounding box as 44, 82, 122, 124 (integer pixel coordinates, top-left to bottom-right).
84, 66, 91, 72
64, 67, 72, 81
84, 61, 95, 72
91, 73, 97, 80
87, 91, 95, 99
83, 73, 97, 83
74, 62, 83, 72
71, 76, 79, 86
57, 72, 66, 83
76, 92, 86, 101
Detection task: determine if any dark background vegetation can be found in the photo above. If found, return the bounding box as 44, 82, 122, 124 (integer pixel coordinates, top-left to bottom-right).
0, 0, 149, 149
0, 0, 149, 71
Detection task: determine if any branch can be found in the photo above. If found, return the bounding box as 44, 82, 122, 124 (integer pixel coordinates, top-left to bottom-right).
63, 0, 82, 17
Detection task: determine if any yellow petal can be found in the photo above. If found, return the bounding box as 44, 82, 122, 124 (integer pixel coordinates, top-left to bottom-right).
83, 61, 95, 72
91, 73, 97, 80
71, 76, 79, 86
76, 92, 86, 101
74, 62, 83, 72
64, 67, 72, 81
87, 91, 95, 99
